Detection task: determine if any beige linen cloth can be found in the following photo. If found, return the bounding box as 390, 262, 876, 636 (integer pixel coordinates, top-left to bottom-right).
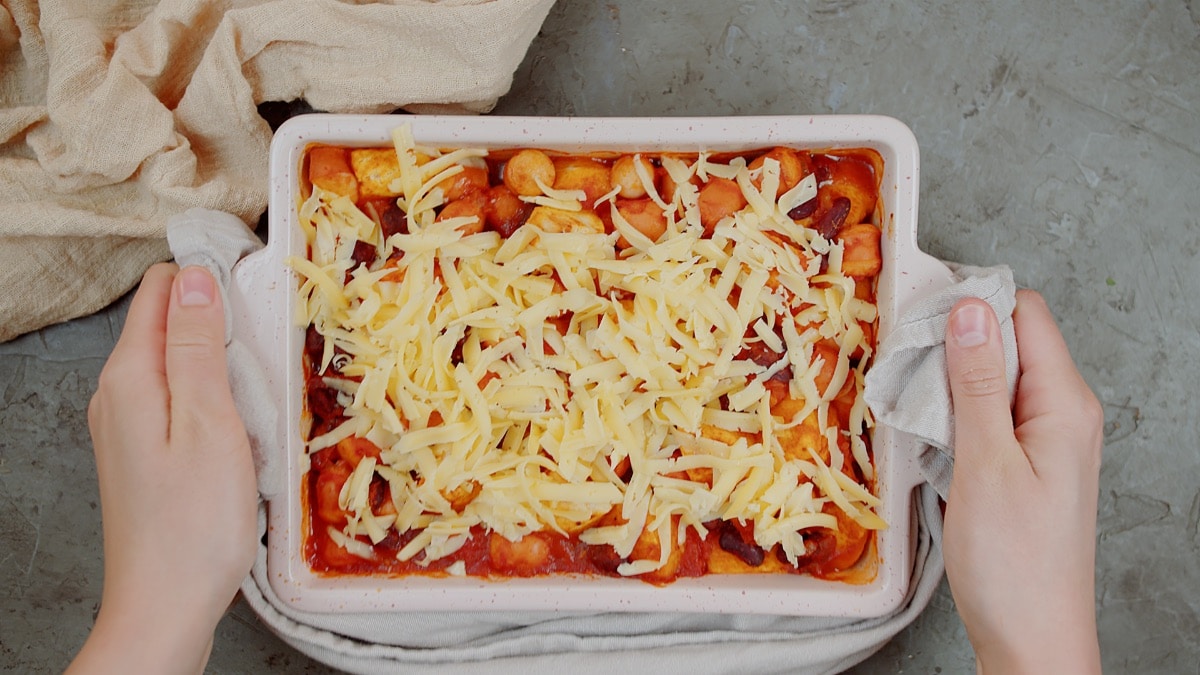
169, 208, 1019, 674
0, 0, 554, 342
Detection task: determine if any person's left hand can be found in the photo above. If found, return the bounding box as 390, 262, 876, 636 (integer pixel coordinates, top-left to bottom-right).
70, 264, 257, 675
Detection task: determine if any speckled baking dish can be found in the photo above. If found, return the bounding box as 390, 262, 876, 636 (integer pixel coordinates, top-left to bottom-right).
230, 114, 952, 617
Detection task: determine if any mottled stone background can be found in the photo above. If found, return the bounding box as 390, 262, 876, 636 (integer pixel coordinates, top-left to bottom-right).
2, 1, 1197, 673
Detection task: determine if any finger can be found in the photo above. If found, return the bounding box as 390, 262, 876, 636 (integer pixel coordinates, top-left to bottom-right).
95, 263, 177, 437
92, 264, 179, 475
108, 263, 179, 376
165, 266, 238, 433
944, 298, 1020, 469
1010, 291, 1091, 426
1010, 291, 1104, 470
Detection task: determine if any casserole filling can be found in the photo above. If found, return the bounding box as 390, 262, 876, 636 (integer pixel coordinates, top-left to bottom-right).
290, 126, 886, 583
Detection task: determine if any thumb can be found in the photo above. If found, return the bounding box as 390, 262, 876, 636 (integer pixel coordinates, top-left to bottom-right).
165, 266, 236, 424
945, 299, 1017, 467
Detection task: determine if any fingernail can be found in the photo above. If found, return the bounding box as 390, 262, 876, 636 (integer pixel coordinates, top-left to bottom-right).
177, 267, 215, 307
950, 303, 990, 347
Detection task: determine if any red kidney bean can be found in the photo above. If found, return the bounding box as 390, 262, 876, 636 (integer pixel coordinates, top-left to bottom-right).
369, 478, 390, 512
306, 380, 342, 435
814, 197, 851, 240
304, 326, 325, 364
736, 341, 783, 368
380, 203, 409, 238
775, 530, 830, 569
352, 240, 377, 269
718, 521, 766, 566
787, 197, 818, 220
586, 543, 625, 575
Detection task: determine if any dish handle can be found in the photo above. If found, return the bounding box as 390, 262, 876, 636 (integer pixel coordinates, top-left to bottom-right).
895, 248, 957, 317
227, 243, 291, 499
228, 244, 285, 370
886, 247, 958, 494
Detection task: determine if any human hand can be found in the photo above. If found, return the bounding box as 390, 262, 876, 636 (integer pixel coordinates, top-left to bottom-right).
69, 264, 257, 675
942, 290, 1103, 674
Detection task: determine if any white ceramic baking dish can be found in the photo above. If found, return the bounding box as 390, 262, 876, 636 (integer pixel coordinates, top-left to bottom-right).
231, 114, 953, 617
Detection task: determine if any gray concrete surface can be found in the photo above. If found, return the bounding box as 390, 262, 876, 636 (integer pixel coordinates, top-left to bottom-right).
2, 0, 1198, 673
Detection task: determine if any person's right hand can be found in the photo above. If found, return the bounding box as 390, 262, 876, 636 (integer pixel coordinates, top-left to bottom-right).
942, 290, 1104, 674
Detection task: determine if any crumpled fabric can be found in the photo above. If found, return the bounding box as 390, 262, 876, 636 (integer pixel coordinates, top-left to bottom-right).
863, 264, 1018, 494
0, 0, 555, 342
167, 208, 1019, 674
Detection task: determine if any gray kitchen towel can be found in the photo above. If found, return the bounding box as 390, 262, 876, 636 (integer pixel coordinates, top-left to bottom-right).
863, 264, 1018, 496
167, 208, 1017, 674
167, 209, 283, 498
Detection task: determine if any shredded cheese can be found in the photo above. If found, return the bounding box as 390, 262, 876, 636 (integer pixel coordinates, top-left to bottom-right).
293, 128, 884, 573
